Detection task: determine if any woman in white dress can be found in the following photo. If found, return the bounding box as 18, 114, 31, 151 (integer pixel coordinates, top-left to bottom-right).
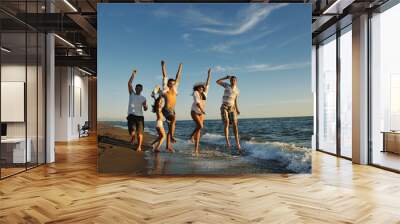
150, 85, 168, 152
190, 68, 211, 156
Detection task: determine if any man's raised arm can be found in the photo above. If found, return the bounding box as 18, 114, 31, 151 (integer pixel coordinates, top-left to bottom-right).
205, 68, 212, 93
128, 69, 137, 95
216, 75, 230, 87
161, 60, 167, 78
175, 63, 183, 86
161, 60, 168, 90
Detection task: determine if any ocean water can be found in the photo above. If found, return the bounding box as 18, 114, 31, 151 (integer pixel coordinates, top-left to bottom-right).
108, 116, 313, 174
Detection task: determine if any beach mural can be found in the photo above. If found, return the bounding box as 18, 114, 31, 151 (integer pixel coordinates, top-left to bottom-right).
98, 3, 312, 175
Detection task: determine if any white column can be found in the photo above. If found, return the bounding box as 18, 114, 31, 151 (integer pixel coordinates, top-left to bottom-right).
352, 14, 369, 164
46, 33, 55, 163
55, 67, 73, 141
45, 0, 55, 163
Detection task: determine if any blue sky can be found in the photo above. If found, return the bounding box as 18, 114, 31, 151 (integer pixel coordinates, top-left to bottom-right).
98, 3, 312, 121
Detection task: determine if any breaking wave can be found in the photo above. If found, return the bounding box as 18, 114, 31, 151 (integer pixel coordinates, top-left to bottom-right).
201, 133, 311, 173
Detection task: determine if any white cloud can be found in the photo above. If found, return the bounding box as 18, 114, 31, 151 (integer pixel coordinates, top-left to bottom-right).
246, 63, 308, 72
207, 27, 277, 53
153, 7, 231, 27
183, 9, 231, 27
182, 33, 195, 48
195, 4, 287, 36
214, 65, 240, 73
182, 33, 191, 41
152, 5, 286, 53
276, 33, 308, 48
209, 42, 235, 53
214, 62, 309, 73
152, 5, 286, 36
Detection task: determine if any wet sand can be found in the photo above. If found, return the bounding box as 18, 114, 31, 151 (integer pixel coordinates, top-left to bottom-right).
97, 122, 156, 174
97, 122, 303, 175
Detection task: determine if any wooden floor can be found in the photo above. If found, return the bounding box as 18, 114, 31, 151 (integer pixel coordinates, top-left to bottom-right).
1, 136, 400, 224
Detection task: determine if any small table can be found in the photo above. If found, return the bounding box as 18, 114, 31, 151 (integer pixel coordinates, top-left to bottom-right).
381, 131, 400, 154
1, 138, 31, 163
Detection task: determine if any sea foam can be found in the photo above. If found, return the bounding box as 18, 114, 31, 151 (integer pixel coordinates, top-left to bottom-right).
201, 133, 311, 173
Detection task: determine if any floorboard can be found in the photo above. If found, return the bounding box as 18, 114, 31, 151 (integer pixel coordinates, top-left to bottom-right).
1, 135, 400, 223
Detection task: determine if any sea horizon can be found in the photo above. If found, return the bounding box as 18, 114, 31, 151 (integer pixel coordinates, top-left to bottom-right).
98, 115, 314, 123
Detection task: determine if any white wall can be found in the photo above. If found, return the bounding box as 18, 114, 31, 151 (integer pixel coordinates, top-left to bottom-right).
55, 67, 89, 141
72, 73, 89, 138
55, 66, 69, 141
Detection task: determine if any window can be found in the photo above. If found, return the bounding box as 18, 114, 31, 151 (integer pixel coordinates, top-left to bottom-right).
370, 3, 400, 171
339, 26, 352, 158
0, 2, 46, 179
317, 35, 337, 154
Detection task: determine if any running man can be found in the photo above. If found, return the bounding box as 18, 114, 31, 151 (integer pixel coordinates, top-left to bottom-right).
161, 60, 183, 151
127, 69, 148, 151
216, 75, 241, 152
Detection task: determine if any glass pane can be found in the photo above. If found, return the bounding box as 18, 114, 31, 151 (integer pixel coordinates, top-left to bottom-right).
340, 27, 352, 158
371, 3, 400, 171
27, 0, 39, 169
318, 35, 337, 154
1, 30, 27, 177
27, 31, 38, 169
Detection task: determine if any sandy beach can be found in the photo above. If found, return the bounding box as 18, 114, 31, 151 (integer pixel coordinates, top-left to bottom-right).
97, 122, 157, 174
97, 122, 258, 175
98, 118, 312, 175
